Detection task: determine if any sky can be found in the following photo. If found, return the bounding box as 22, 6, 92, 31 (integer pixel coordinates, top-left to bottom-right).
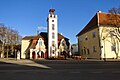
0, 0, 120, 44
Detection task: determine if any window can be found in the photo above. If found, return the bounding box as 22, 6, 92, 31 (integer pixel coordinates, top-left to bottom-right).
92, 32, 96, 38
80, 37, 82, 42
52, 20, 54, 22
85, 36, 88, 40
52, 41, 55, 47
111, 45, 116, 52
110, 31, 114, 38
93, 46, 97, 52
52, 24, 55, 30
52, 32, 55, 39
39, 41, 42, 46
87, 49, 90, 55
62, 40, 65, 46
52, 50, 55, 54
38, 39, 42, 46
84, 47, 86, 54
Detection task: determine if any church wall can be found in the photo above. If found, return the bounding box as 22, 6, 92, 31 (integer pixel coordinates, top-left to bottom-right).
21, 40, 31, 59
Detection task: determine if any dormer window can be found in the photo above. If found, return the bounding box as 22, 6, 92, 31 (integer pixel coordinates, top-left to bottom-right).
62, 41, 65, 46
39, 41, 42, 46
62, 39, 66, 47
38, 38, 42, 46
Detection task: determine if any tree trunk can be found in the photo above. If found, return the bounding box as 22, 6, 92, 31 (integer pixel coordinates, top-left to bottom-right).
1, 43, 4, 58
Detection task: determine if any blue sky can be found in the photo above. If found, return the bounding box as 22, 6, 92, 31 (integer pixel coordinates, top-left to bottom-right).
0, 0, 119, 44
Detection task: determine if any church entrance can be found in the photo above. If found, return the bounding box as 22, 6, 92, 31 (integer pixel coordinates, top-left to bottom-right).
37, 51, 45, 58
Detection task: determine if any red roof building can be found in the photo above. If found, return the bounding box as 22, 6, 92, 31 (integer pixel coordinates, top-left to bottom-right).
21, 32, 70, 59
77, 11, 120, 59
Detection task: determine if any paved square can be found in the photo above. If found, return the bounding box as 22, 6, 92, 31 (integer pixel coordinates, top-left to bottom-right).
0, 59, 120, 80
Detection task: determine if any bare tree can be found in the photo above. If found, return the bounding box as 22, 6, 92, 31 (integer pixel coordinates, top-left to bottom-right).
109, 7, 120, 14
108, 6, 120, 41
0, 23, 22, 58
106, 6, 120, 59
99, 7, 120, 60
0, 24, 7, 58
108, 6, 120, 34
101, 27, 119, 59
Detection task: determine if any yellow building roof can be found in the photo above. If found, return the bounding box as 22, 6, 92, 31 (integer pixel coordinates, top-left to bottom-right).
77, 12, 120, 36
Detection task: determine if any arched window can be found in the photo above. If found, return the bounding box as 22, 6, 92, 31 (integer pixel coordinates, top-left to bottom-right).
52, 41, 55, 47
38, 39, 42, 46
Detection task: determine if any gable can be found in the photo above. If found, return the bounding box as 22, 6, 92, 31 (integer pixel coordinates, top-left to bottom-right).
76, 13, 98, 36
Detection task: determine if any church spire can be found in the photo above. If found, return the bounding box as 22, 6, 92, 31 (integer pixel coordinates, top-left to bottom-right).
49, 0, 55, 14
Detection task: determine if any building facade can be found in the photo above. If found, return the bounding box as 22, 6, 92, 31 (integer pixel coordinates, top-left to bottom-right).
71, 44, 78, 56
21, 9, 70, 59
77, 11, 120, 59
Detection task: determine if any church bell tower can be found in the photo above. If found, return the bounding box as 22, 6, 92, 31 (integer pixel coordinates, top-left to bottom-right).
47, 9, 58, 58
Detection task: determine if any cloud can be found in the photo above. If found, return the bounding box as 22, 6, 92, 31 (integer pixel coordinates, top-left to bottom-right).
38, 26, 47, 30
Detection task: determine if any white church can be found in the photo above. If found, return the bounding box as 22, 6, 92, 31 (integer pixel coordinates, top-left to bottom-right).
21, 9, 71, 59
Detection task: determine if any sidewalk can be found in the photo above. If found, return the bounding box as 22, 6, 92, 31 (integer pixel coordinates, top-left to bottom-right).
0, 58, 51, 69
85, 58, 120, 62
0, 58, 34, 64
0, 58, 120, 62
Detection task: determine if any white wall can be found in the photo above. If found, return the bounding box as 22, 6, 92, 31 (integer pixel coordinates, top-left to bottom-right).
21, 40, 30, 59
99, 26, 119, 59
48, 13, 58, 58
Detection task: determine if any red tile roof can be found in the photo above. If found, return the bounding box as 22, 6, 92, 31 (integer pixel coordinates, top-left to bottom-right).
30, 35, 43, 49
22, 36, 36, 40
77, 12, 120, 36
98, 12, 120, 26
22, 32, 69, 49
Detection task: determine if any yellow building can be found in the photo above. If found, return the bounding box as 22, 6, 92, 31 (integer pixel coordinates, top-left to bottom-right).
77, 11, 120, 59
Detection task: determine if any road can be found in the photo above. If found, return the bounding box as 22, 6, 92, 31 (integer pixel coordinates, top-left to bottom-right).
0, 59, 120, 80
